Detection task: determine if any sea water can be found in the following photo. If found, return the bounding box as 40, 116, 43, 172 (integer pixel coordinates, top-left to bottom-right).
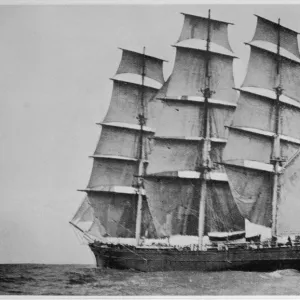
0, 264, 300, 295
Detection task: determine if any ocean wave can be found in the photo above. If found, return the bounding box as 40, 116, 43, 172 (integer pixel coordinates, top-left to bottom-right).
0, 274, 36, 284
66, 271, 98, 285
1, 264, 300, 295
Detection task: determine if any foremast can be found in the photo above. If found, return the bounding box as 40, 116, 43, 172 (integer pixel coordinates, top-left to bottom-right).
76, 48, 165, 242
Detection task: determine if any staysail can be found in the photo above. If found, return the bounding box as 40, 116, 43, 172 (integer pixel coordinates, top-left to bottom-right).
70, 197, 104, 241
224, 15, 300, 236
145, 11, 244, 246
74, 48, 166, 242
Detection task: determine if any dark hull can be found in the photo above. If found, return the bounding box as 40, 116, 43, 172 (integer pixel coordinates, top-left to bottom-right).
89, 243, 300, 272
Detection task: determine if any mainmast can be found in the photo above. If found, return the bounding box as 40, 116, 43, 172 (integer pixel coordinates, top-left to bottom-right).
144, 10, 243, 241
198, 9, 213, 249
135, 47, 146, 245
271, 19, 283, 237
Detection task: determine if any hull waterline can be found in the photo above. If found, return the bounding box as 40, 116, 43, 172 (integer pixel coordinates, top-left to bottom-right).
89, 243, 300, 272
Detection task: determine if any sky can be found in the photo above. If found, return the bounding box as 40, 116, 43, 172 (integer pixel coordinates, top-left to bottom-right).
1, 3, 300, 264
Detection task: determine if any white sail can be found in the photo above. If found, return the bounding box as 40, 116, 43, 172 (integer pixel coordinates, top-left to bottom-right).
243, 45, 300, 103
164, 47, 236, 103
242, 46, 277, 92
144, 177, 244, 237
71, 197, 104, 240
223, 128, 273, 164
86, 48, 164, 190
144, 177, 199, 237
116, 48, 165, 85
209, 105, 235, 138
281, 105, 300, 140
178, 13, 233, 52
145, 11, 244, 238
85, 193, 157, 239
155, 100, 204, 137
94, 125, 152, 159
224, 15, 300, 232
87, 193, 137, 238
251, 15, 300, 59
226, 90, 300, 166
88, 158, 138, 188
146, 139, 201, 174
280, 57, 300, 102
225, 165, 273, 227
232, 90, 275, 133
155, 99, 234, 139
277, 151, 300, 235
71, 197, 95, 231
204, 181, 245, 233
75, 46, 166, 244
104, 81, 159, 126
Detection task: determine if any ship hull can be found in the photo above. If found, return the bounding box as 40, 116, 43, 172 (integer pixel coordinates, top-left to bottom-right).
89, 244, 300, 272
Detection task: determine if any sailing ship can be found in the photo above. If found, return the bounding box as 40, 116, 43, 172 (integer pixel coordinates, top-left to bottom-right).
70, 10, 300, 271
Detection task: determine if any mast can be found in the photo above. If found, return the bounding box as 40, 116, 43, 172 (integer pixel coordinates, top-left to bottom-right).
223, 15, 300, 234
271, 18, 283, 237
198, 9, 213, 249
135, 47, 146, 245
144, 11, 244, 241
77, 48, 165, 240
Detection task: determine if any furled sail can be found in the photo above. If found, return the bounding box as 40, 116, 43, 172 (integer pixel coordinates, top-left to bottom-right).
224, 15, 300, 233
145, 12, 244, 239
76, 48, 166, 242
